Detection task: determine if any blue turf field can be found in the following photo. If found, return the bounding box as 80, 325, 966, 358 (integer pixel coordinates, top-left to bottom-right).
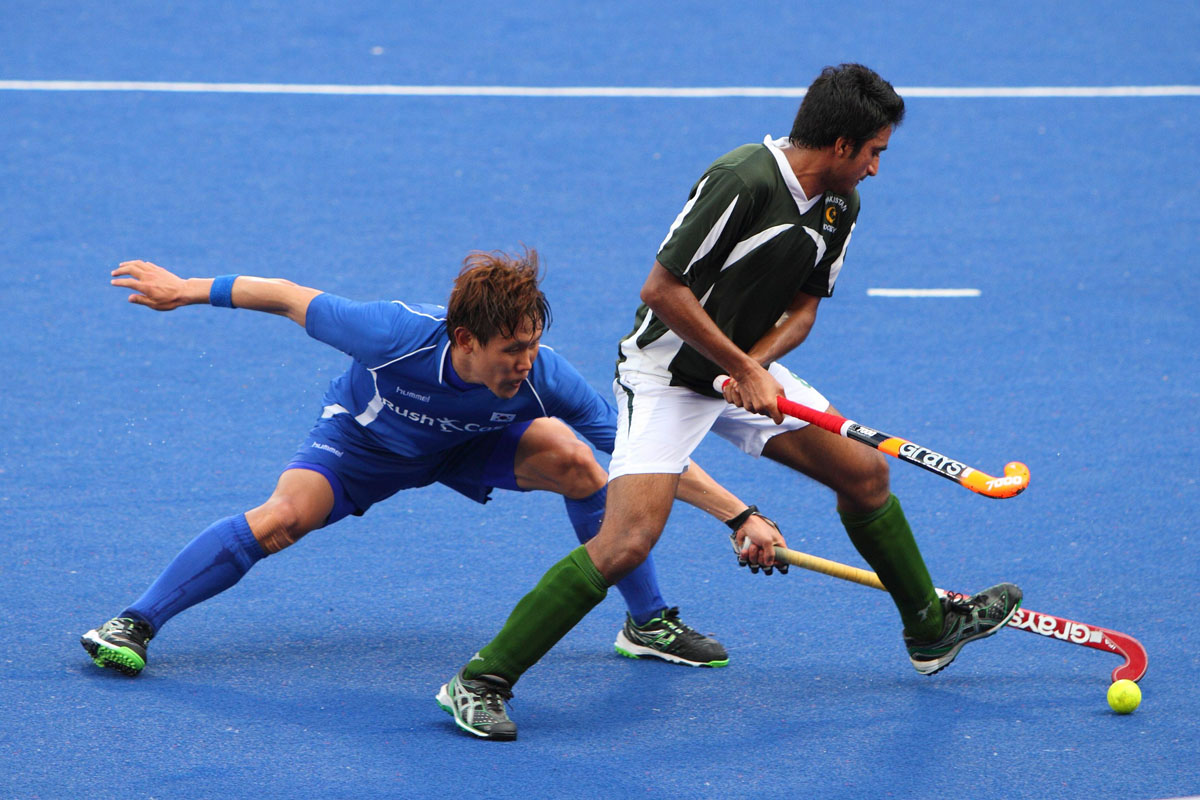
1, 3, 1198, 798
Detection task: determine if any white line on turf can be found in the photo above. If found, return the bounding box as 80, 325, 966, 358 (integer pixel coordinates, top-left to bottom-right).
867, 288, 982, 297
0, 80, 1198, 98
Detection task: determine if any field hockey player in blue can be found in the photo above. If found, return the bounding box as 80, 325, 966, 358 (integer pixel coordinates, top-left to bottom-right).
81, 250, 787, 690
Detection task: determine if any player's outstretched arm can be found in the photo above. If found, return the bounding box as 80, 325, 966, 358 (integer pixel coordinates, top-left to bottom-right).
111, 260, 322, 326
676, 459, 786, 571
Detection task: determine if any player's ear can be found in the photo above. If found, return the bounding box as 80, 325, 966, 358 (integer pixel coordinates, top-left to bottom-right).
833, 136, 855, 159
451, 326, 476, 352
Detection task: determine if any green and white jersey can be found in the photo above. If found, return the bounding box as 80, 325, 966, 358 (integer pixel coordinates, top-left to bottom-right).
617, 135, 860, 396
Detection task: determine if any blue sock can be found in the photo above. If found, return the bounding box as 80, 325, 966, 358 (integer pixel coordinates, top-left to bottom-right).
123, 514, 266, 633
565, 487, 665, 626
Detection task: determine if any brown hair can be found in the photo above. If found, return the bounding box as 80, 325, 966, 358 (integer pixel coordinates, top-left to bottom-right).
445, 247, 551, 345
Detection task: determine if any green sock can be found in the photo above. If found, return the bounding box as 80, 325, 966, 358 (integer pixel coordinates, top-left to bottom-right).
840, 494, 942, 640
463, 545, 609, 686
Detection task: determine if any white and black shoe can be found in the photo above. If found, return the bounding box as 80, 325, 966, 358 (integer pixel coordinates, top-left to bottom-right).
904, 583, 1022, 675
436, 668, 518, 741
614, 607, 729, 668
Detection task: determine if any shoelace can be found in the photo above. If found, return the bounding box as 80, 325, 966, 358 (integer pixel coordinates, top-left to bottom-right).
473, 682, 513, 715
942, 591, 978, 613
114, 619, 151, 639
656, 607, 683, 630
939, 593, 990, 634
658, 608, 704, 640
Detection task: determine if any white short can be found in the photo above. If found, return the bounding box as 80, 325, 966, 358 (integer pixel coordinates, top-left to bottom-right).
607, 362, 830, 480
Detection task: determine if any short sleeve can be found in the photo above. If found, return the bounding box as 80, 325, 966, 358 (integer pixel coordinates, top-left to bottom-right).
656, 168, 756, 286
305, 293, 425, 366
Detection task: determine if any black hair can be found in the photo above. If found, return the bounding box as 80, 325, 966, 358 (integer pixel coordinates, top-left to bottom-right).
789, 63, 905, 153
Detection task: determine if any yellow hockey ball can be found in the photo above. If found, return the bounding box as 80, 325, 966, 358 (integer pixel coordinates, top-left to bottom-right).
1107, 679, 1141, 714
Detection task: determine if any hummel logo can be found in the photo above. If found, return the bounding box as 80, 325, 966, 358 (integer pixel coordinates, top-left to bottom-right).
395, 387, 431, 403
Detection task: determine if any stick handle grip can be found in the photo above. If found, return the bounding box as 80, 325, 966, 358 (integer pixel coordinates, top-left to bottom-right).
775, 395, 850, 436
712, 374, 849, 434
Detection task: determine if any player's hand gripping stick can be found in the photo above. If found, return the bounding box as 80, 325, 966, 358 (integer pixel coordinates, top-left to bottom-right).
713, 375, 1029, 499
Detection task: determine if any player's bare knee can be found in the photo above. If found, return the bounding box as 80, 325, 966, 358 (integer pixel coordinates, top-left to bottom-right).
248, 497, 312, 554
864, 451, 890, 498
841, 452, 891, 511
590, 525, 657, 581
606, 537, 655, 579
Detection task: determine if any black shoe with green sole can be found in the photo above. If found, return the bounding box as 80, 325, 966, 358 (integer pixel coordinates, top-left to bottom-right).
81, 617, 154, 676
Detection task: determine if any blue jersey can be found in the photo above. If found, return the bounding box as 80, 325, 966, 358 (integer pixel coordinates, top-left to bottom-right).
304, 293, 616, 458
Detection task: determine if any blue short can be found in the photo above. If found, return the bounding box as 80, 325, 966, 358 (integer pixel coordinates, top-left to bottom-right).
284, 413, 534, 527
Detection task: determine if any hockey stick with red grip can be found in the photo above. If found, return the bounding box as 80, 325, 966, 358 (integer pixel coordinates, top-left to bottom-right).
773, 546, 1148, 683
713, 375, 1030, 499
